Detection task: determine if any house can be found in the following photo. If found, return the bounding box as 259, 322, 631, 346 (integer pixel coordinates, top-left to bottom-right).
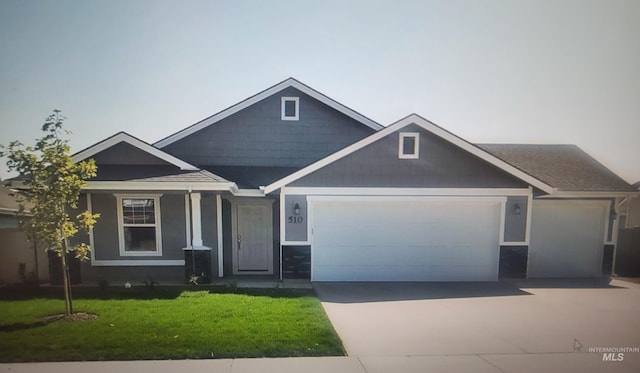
0, 186, 49, 284
69, 78, 638, 283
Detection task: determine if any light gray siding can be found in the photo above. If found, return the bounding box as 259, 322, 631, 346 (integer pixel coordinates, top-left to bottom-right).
161, 87, 375, 168
291, 124, 529, 188
284, 195, 307, 242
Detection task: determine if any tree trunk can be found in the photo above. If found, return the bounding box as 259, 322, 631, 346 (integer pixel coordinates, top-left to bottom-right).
60, 237, 73, 315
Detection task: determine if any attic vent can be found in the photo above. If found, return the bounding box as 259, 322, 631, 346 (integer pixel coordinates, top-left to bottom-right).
399, 132, 420, 159
281, 97, 299, 121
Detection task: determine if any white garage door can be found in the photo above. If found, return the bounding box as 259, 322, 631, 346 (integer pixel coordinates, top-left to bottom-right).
310, 197, 503, 282
528, 200, 609, 278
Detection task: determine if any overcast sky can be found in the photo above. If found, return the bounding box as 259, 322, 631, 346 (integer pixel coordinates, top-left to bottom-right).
1, 0, 638, 183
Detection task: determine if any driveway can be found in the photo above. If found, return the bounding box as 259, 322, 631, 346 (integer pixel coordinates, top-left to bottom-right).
315, 279, 640, 372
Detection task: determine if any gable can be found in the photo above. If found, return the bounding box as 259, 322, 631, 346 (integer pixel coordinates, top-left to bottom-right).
160, 86, 377, 168
73, 132, 198, 171
264, 114, 554, 194
92, 142, 175, 166
290, 123, 529, 188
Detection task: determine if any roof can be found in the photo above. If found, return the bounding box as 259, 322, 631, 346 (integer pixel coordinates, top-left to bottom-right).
263, 114, 555, 194
153, 77, 384, 148
73, 132, 199, 171
479, 144, 636, 192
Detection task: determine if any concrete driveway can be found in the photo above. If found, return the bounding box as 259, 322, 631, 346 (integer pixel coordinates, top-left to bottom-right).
315, 278, 640, 372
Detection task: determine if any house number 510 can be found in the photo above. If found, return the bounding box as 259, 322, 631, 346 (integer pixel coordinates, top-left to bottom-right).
288, 216, 304, 224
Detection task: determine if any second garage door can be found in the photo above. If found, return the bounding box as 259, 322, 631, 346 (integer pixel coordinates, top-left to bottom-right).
310, 197, 503, 282
528, 200, 609, 278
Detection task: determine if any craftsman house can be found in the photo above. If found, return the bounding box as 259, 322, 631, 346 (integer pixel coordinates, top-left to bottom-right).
69, 78, 638, 283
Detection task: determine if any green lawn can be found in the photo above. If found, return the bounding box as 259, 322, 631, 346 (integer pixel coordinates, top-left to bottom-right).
0, 287, 345, 362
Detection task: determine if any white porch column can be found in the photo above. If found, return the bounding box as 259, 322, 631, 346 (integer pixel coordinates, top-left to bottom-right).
216, 194, 224, 277
190, 193, 203, 247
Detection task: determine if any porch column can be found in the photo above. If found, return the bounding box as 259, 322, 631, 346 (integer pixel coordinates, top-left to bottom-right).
217, 194, 224, 277
190, 193, 203, 247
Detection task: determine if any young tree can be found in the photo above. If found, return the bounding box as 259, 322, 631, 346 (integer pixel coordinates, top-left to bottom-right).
0, 110, 99, 315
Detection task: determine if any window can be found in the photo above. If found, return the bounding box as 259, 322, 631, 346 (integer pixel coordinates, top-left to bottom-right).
281, 97, 299, 120
116, 194, 162, 256
399, 132, 420, 159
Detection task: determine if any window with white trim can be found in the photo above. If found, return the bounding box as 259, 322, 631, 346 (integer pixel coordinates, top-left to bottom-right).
116, 194, 162, 256
399, 132, 420, 159
281, 97, 299, 120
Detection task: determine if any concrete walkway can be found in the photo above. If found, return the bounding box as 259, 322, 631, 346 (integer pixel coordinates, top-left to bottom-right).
2, 279, 640, 373
2, 353, 638, 373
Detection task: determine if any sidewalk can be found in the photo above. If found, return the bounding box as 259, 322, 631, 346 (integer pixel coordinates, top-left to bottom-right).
2, 352, 639, 373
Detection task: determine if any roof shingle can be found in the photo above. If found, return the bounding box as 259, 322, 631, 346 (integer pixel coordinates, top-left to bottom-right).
478, 144, 635, 192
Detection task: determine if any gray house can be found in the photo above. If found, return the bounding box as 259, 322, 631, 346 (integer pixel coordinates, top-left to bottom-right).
71, 78, 638, 283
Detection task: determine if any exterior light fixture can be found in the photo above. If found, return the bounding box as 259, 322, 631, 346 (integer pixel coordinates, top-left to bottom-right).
513, 203, 521, 215
294, 203, 301, 216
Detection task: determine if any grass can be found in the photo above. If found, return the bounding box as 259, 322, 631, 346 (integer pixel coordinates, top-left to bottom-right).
0, 286, 345, 362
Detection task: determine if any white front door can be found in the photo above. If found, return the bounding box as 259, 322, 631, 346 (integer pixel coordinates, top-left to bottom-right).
234, 202, 273, 274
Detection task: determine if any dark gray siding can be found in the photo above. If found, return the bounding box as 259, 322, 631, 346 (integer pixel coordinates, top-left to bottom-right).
89, 192, 186, 261
291, 124, 529, 188
93, 165, 181, 181
162, 87, 375, 168
91, 193, 119, 260
504, 196, 528, 242
160, 194, 187, 260
201, 193, 219, 277
92, 142, 171, 166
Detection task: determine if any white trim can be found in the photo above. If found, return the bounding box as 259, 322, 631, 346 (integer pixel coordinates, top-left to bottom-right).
154, 78, 383, 147
279, 189, 285, 281
190, 193, 203, 247
282, 187, 532, 196
264, 114, 554, 194
499, 199, 507, 246
282, 240, 311, 245
525, 187, 533, 244
537, 191, 639, 198
73, 132, 198, 171
115, 194, 163, 257
92, 260, 185, 267
83, 181, 236, 191
306, 195, 507, 203
232, 188, 266, 197
87, 193, 96, 264
216, 194, 224, 278
281, 97, 299, 121
399, 132, 420, 159
184, 194, 191, 247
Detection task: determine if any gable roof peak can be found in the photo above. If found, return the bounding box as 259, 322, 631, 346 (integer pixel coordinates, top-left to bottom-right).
73, 131, 199, 171
154, 78, 383, 148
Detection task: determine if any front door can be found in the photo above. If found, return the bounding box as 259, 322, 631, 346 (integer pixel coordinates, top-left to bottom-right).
234, 202, 273, 274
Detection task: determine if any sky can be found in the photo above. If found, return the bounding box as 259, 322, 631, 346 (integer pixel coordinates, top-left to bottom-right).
0, 0, 638, 183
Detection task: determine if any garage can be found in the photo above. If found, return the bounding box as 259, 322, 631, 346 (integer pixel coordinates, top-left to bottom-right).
309, 196, 504, 282
528, 199, 609, 278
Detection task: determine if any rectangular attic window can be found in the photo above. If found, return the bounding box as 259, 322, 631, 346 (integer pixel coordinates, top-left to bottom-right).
399, 132, 420, 159
281, 97, 299, 121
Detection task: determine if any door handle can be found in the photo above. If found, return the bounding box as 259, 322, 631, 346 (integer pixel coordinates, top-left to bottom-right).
237, 234, 241, 250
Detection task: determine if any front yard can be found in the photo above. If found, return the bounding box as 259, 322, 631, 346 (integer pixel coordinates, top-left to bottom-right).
0, 286, 344, 362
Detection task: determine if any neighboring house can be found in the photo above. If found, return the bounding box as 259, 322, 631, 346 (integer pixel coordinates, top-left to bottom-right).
69, 78, 638, 283
0, 186, 49, 284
